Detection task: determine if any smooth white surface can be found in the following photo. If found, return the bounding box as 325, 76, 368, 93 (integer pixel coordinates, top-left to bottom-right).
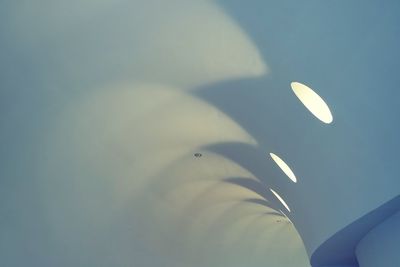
356, 210, 400, 267
0, 1, 309, 267
1, 1, 400, 266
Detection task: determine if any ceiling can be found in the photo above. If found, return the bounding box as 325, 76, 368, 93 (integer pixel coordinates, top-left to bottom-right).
1, 1, 399, 266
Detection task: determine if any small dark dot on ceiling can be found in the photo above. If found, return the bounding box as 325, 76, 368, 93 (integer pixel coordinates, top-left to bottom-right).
194, 153, 202, 158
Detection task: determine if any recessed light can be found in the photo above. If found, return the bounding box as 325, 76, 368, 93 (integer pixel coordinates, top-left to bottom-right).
270, 189, 291, 212
291, 82, 333, 124
270, 153, 297, 183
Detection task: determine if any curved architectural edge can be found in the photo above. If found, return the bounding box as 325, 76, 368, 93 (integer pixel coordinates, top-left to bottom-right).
355, 209, 400, 267
310, 195, 400, 267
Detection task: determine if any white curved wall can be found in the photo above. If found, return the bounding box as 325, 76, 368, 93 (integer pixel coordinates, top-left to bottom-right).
204, 0, 400, 260
1, 1, 399, 266
355, 210, 400, 267
0, 1, 307, 267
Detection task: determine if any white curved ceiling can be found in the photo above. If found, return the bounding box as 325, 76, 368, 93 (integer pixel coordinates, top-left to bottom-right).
1, 1, 399, 267
0, 1, 308, 266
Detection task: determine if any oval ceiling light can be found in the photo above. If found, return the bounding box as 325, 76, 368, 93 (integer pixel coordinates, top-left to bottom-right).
291, 82, 333, 124
270, 153, 297, 183
270, 188, 291, 212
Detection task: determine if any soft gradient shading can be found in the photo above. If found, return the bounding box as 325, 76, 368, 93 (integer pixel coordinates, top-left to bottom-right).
2, 0, 399, 266
0, 0, 308, 267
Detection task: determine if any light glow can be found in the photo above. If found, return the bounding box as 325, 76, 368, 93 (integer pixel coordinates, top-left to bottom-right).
270, 189, 291, 212
270, 153, 297, 183
291, 82, 333, 124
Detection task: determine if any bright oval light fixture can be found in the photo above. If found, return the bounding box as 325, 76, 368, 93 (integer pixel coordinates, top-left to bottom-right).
291, 82, 333, 124
270, 189, 291, 212
270, 153, 297, 183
